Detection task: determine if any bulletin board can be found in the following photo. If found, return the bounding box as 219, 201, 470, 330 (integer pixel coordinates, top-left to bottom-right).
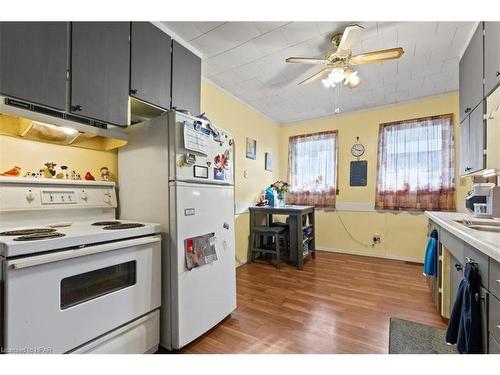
350, 160, 367, 186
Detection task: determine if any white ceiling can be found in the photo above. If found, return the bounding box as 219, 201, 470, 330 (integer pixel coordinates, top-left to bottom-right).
161, 21, 475, 124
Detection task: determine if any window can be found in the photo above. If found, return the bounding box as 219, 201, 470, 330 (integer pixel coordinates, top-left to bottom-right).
375, 114, 455, 211
288, 130, 337, 208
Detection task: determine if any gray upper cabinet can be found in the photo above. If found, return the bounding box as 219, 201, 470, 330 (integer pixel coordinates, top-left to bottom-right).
467, 101, 486, 173
459, 23, 484, 124
171, 40, 201, 115
130, 22, 171, 110
461, 101, 486, 175
484, 22, 500, 97
460, 116, 470, 175
0, 22, 68, 110
71, 22, 130, 126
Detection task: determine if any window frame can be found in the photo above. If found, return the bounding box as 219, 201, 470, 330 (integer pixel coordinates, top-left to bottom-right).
375, 113, 456, 211
287, 130, 339, 207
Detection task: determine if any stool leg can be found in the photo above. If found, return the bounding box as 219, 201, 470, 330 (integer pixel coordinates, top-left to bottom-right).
276, 234, 281, 269
248, 231, 255, 263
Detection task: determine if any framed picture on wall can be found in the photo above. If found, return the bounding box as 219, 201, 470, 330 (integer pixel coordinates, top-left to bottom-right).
265, 152, 273, 171
246, 137, 256, 160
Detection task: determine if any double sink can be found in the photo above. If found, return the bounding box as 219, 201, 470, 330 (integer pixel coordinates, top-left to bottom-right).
454, 218, 500, 233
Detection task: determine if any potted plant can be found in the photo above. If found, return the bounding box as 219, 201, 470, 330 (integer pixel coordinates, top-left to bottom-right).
271, 180, 289, 207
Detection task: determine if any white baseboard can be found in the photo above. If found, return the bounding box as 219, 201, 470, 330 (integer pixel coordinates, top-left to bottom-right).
316, 246, 423, 264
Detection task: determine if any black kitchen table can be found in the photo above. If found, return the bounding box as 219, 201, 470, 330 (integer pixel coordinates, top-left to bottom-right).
248, 205, 315, 270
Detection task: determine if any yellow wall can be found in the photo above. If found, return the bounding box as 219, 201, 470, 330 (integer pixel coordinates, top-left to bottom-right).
200, 79, 281, 265
0, 134, 118, 181
279, 94, 470, 262
0, 82, 470, 264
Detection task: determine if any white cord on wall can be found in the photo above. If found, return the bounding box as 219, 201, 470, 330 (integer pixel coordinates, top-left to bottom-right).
335, 210, 375, 248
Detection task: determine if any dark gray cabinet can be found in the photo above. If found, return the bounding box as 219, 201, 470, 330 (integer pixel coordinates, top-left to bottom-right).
71, 22, 130, 126
130, 22, 171, 110
484, 22, 500, 97
171, 40, 201, 115
431, 220, 500, 354
450, 255, 463, 310
479, 286, 489, 353
459, 23, 484, 124
461, 101, 486, 175
0, 22, 68, 110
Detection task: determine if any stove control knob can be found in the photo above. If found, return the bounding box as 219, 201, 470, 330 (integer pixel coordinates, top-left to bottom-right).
81, 192, 88, 201
104, 196, 112, 204
104, 191, 112, 197
26, 191, 35, 202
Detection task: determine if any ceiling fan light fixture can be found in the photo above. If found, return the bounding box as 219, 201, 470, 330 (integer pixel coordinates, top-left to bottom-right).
322, 78, 335, 88
345, 70, 360, 88
329, 67, 346, 83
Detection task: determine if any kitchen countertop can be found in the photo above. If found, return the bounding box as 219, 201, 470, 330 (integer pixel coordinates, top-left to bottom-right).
425, 211, 500, 263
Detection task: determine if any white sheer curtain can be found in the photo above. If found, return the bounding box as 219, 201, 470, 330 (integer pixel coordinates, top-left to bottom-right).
375, 114, 455, 211
288, 131, 337, 208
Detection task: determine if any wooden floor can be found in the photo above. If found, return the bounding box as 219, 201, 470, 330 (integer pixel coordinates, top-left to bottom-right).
178, 251, 447, 354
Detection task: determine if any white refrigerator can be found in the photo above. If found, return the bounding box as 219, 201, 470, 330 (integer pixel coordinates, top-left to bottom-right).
118, 111, 236, 350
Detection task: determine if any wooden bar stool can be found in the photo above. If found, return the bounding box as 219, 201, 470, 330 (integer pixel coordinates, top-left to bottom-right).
249, 225, 288, 269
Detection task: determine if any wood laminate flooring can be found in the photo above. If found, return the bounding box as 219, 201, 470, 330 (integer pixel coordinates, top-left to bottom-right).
176, 251, 447, 354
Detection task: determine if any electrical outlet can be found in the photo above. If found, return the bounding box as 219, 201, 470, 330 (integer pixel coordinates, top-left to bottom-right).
243, 170, 248, 179
373, 233, 381, 244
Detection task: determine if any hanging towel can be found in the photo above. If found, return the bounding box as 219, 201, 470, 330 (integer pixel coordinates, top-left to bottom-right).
445, 262, 482, 354
423, 231, 438, 276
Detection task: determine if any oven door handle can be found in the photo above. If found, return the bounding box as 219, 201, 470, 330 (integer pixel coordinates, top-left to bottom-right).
8, 235, 162, 270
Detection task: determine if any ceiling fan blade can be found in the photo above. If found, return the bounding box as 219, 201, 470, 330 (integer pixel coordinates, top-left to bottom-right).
336, 24, 364, 58
298, 67, 331, 85
286, 57, 329, 65
349, 47, 405, 65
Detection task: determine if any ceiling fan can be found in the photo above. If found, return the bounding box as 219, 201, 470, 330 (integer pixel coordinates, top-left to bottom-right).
285, 24, 404, 89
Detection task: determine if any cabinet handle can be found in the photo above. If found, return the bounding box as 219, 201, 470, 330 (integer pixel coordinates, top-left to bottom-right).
465, 167, 472, 172
130, 89, 138, 95
496, 71, 500, 77
465, 107, 471, 114
71, 104, 82, 112
455, 263, 463, 271
474, 293, 485, 302
496, 279, 500, 284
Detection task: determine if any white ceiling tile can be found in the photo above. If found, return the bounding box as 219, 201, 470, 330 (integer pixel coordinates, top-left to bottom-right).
279, 22, 321, 46
196, 22, 227, 34
249, 28, 289, 56
164, 21, 475, 124
252, 22, 289, 34
190, 22, 262, 58
314, 22, 346, 35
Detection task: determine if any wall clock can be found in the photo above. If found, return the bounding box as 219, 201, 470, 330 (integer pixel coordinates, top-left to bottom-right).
351, 137, 365, 158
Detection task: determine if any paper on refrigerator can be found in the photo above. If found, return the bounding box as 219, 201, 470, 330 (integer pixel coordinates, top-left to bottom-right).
183, 121, 209, 155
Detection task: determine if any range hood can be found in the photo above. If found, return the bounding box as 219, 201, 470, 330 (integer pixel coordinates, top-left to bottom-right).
0, 96, 128, 151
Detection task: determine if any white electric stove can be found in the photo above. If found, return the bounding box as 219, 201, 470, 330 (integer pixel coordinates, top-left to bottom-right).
0, 176, 161, 354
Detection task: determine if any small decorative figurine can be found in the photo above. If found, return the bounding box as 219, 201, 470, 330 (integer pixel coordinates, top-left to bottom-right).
24, 171, 43, 178
85, 172, 95, 181
100, 167, 110, 181
60, 165, 69, 179
43, 162, 57, 178
70, 170, 81, 180
1, 166, 21, 177
55, 165, 68, 179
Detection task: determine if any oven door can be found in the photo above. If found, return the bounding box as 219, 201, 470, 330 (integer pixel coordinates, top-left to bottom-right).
3, 235, 161, 354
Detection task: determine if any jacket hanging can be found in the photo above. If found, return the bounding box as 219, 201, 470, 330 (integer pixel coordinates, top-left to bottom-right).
445, 262, 482, 354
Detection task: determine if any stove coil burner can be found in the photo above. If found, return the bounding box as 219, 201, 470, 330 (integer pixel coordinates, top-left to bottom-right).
13, 232, 66, 241
91, 221, 122, 226
1, 228, 57, 236
102, 223, 145, 230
